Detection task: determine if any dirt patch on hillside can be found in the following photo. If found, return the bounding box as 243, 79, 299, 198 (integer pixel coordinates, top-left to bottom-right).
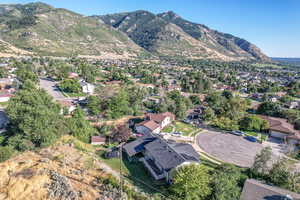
0, 136, 119, 200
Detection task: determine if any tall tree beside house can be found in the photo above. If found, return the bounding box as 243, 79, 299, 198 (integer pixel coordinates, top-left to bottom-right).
6, 81, 66, 149
239, 115, 269, 132
211, 164, 243, 200
251, 146, 272, 176
66, 108, 97, 143
256, 102, 282, 117
171, 164, 211, 200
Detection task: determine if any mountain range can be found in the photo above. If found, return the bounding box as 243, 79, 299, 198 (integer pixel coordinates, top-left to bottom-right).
0, 2, 270, 61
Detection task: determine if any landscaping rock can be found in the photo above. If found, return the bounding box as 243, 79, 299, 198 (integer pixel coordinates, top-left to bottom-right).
47, 170, 78, 200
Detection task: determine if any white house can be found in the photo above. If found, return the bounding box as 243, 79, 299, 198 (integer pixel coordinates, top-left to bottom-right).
80, 81, 95, 95
135, 112, 175, 135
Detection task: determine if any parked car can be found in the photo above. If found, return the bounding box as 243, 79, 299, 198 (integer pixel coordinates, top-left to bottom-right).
230, 130, 245, 136
245, 135, 257, 142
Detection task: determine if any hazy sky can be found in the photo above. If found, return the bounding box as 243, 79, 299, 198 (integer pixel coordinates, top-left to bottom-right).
2, 0, 300, 57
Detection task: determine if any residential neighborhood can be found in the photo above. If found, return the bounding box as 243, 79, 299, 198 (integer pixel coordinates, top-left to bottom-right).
1, 55, 300, 200
0, 1, 299, 199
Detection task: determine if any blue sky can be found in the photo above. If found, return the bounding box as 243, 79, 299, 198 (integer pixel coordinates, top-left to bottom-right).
2, 0, 300, 57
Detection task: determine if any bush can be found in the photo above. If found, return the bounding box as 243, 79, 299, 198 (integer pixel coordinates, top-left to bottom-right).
0, 146, 15, 162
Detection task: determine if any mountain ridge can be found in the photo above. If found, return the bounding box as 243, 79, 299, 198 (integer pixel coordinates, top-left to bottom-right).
96, 10, 270, 61
0, 2, 143, 58
0, 2, 270, 61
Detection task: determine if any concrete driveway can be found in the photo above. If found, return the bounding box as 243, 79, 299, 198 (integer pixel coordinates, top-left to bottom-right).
196, 130, 263, 167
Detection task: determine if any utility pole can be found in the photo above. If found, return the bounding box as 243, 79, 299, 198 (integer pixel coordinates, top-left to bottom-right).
119, 142, 124, 200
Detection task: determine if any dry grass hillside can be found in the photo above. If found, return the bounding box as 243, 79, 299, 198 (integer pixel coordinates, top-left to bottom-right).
0, 136, 135, 200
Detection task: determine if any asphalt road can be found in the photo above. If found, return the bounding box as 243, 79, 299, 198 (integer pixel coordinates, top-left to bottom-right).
39, 78, 66, 100
196, 130, 263, 167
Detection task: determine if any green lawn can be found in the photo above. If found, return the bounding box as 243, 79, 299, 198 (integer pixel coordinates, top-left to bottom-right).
161, 125, 173, 133
62, 91, 86, 97
245, 131, 268, 142
97, 150, 169, 196
173, 121, 199, 136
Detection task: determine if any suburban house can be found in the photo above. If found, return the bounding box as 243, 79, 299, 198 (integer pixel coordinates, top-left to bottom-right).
91, 136, 106, 145
123, 135, 200, 183
135, 112, 175, 135
259, 115, 300, 146
240, 179, 300, 200
80, 81, 95, 95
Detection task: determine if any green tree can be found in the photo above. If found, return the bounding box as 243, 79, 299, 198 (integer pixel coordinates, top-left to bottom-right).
251, 147, 272, 176
256, 102, 282, 117
202, 107, 215, 122
107, 89, 131, 119
171, 164, 211, 200
58, 79, 81, 93
189, 95, 201, 105
86, 96, 102, 116
269, 158, 291, 190
16, 67, 38, 83
6, 83, 65, 148
239, 115, 269, 132
211, 164, 242, 200
66, 108, 97, 143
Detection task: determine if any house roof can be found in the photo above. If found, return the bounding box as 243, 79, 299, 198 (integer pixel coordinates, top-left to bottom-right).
57, 100, 75, 107
91, 136, 106, 143
259, 115, 299, 135
144, 138, 199, 171
240, 179, 300, 200
123, 136, 156, 157
146, 112, 175, 124
0, 93, 13, 98
136, 120, 160, 131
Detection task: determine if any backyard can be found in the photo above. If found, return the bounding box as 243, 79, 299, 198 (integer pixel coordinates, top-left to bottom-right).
97, 150, 169, 196
162, 121, 201, 136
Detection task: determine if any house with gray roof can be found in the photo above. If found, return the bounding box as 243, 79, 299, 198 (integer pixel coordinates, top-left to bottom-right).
240, 179, 300, 200
123, 135, 200, 183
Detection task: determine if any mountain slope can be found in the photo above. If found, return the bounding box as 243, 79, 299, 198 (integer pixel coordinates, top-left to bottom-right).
96, 10, 270, 61
0, 3, 142, 58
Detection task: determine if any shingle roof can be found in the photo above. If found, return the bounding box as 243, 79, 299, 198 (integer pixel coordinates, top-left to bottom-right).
144, 138, 199, 171
259, 115, 299, 135
91, 136, 106, 143
146, 112, 175, 124
240, 179, 300, 200
123, 136, 156, 157
136, 120, 160, 131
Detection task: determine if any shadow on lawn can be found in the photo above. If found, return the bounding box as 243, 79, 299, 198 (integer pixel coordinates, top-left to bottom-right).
122, 155, 170, 196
